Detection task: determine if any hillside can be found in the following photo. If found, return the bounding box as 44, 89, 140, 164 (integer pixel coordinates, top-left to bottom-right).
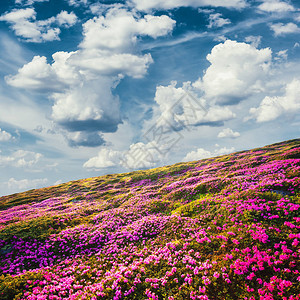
0, 139, 299, 300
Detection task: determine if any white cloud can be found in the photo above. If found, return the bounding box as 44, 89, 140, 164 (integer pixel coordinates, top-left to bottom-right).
6, 7, 176, 146
215, 146, 235, 156
250, 79, 300, 122
258, 0, 295, 13
56, 11, 77, 28
183, 146, 235, 161
67, 0, 88, 7
66, 131, 105, 147
295, 15, 300, 23
6, 55, 64, 91
245, 35, 262, 48
68, 50, 153, 79
153, 81, 235, 131
275, 49, 288, 61
218, 128, 240, 138
183, 148, 212, 161
84, 148, 121, 168
84, 141, 161, 170
51, 79, 121, 133
80, 9, 175, 51
6, 177, 48, 191
15, 0, 49, 6
207, 13, 231, 28
0, 8, 77, 43
194, 40, 272, 105
0, 129, 13, 141
0, 150, 42, 167
130, 0, 247, 12
270, 22, 300, 36
121, 142, 161, 169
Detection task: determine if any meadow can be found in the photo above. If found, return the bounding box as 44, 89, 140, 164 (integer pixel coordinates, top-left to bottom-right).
0, 139, 299, 300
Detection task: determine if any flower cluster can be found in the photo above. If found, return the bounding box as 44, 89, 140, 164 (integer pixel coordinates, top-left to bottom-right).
0, 139, 299, 299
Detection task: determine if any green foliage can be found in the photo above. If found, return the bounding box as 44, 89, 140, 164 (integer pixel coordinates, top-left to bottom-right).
0, 271, 45, 300
0, 215, 85, 241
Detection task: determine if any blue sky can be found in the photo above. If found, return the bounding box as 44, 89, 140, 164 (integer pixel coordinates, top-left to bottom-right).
0, 0, 299, 196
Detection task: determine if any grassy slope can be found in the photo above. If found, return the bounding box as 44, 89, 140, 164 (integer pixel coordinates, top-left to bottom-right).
0, 139, 299, 300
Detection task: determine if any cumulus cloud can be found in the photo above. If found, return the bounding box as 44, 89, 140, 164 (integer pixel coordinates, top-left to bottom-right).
0, 8, 77, 42
257, 0, 295, 13
67, 0, 88, 7
270, 22, 300, 36
153, 81, 235, 131
56, 11, 77, 28
207, 13, 231, 28
83, 148, 121, 168
66, 131, 106, 147
79, 9, 175, 51
0, 129, 13, 141
51, 79, 121, 132
215, 146, 235, 156
6, 177, 48, 191
15, 0, 49, 6
183, 148, 213, 161
249, 79, 300, 122
0, 150, 42, 167
183, 146, 235, 161
120, 142, 161, 169
218, 128, 240, 138
130, 0, 247, 12
6, 7, 176, 146
84, 142, 160, 170
194, 40, 272, 105
68, 51, 153, 79
6, 55, 65, 91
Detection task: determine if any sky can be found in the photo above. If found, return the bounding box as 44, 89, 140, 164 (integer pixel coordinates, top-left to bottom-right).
0, 0, 299, 196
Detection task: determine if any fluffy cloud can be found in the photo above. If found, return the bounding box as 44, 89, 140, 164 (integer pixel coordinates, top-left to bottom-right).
56, 11, 77, 28
0, 8, 77, 42
0, 129, 13, 141
218, 128, 240, 138
257, 0, 295, 13
194, 40, 272, 105
270, 23, 300, 36
215, 146, 235, 156
51, 79, 121, 133
0, 150, 42, 167
250, 79, 300, 122
66, 131, 105, 147
6, 55, 65, 91
68, 51, 153, 79
83, 148, 121, 168
67, 0, 88, 7
79, 9, 175, 51
153, 81, 235, 131
6, 177, 48, 191
183, 148, 213, 161
183, 146, 235, 161
130, 0, 247, 12
84, 142, 160, 170
6, 7, 176, 147
15, 0, 49, 5
120, 142, 160, 169
207, 13, 231, 28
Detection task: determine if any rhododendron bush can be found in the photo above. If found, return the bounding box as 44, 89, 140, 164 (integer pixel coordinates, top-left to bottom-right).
0, 139, 299, 299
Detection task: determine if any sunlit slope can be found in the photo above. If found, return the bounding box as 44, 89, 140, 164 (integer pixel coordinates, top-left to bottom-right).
0, 139, 299, 299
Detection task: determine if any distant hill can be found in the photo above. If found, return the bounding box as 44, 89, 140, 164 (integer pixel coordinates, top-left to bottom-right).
0, 139, 299, 299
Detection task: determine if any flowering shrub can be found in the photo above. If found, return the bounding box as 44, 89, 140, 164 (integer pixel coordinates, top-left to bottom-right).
0, 139, 299, 299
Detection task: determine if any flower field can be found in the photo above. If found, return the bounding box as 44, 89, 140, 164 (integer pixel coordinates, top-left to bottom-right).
0, 139, 299, 300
